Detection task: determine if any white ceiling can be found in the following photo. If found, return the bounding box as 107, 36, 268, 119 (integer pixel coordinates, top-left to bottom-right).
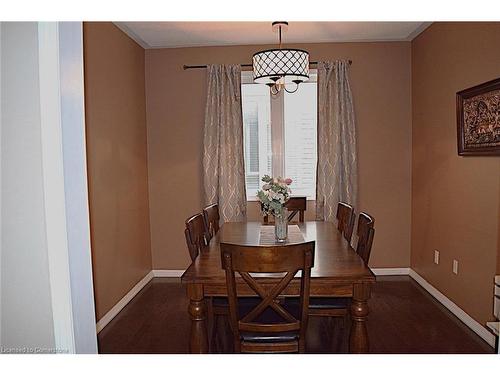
115, 22, 432, 49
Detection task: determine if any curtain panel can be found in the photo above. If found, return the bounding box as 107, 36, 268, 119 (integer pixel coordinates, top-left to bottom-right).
203, 64, 247, 222
316, 61, 358, 222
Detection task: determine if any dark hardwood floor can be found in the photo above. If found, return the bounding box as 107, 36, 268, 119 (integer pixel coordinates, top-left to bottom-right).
97, 276, 494, 354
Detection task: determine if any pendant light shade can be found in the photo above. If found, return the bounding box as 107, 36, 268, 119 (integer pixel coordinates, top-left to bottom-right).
252, 48, 310, 85
252, 22, 310, 94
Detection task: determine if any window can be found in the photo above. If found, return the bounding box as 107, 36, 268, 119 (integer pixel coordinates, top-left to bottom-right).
241, 71, 317, 200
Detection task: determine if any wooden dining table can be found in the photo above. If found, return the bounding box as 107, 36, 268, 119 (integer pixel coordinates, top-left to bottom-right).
181, 221, 376, 353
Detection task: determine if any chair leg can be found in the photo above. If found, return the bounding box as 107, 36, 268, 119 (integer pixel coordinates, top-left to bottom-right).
211, 314, 219, 353
323, 315, 347, 353
298, 338, 306, 353
206, 298, 216, 353
327, 316, 337, 352
343, 313, 351, 353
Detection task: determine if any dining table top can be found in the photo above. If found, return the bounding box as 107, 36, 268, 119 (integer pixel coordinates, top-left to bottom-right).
181, 221, 375, 284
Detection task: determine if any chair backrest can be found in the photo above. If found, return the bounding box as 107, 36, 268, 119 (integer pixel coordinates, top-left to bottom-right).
336, 202, 355, 242
203, 203, 220, 240
220, 241, 315, 353
356, 212, 375, 265
262, 197, 307, 224
184, 213, 208, 261
285, 197, 306, 222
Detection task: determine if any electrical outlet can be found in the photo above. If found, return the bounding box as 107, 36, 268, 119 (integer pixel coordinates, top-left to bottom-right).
434, 250, 440, 265
453, 259, 459, 275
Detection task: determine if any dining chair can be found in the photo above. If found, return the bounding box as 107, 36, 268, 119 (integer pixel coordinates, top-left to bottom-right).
262, 196, 307, 224
307, 211, 376, 339
184, 213, 208, 261
203, 203, 220, 240
185, 212, 227, 350
336, 202, 355, 242
285, 196, 306, 223
355, 212, 375, 265
220, 241, 315, 353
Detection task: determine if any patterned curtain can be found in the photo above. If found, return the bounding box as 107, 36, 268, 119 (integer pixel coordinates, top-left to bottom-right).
203, 65, 247, 222
316, 61, 358, 222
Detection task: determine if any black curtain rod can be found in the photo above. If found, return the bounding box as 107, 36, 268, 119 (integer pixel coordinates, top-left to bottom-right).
183, 60, 352, 70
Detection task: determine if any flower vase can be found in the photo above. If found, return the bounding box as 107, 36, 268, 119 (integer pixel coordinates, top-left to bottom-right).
274, 212, 288, 242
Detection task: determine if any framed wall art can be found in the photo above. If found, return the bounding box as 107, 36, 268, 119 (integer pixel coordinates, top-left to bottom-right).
456, 77, 500, 156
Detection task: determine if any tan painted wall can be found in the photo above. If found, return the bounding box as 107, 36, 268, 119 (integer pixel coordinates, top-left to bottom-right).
146, 42, 412, 270
498, 185, 500, 275
84, 22, 152, 320
498, 190, 500, 274
411, 22, 500, 325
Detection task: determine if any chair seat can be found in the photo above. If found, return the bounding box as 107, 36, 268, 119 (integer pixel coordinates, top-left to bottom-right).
241, 330, 299, 343
211, 298, 301, 347
308, 297, 350, 309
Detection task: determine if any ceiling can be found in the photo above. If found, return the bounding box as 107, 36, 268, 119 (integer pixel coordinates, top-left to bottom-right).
115, 22, 432, 49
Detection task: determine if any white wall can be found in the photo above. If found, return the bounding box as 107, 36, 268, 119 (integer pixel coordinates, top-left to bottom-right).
1, 22, 56, 351
0, 22, 97, 354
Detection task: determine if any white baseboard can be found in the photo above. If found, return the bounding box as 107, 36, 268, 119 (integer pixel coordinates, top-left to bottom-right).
96, 270, 154, 333
372, 267, 410, 276
409, 269, 495, 348
152, 269, 184, 278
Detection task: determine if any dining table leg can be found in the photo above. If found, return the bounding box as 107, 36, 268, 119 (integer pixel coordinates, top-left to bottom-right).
187, 283, 208, 353
349, 282, 371, 353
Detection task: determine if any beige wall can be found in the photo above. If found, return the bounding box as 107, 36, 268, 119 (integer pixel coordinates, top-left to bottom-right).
84, 22, 152, 320
82, 21, 500, 333
411, 22, 500, 325
498, 190, 500, 274
146, 42, 412, 270
498, 184, 500, 275
498, 187, 500, 275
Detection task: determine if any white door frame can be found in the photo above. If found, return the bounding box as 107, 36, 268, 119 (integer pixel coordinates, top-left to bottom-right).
38, 21, 97, 354
0, 22, 3, 347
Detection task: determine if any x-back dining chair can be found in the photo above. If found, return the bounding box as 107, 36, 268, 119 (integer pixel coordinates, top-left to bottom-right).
203, 203, 220, 240
285, 196, 306, 223
192, 204, 263, 352
336, 202, 355, 242
221, 241, 315, 353
263, 196, 307, 224
184, 213, 209, 261
355, 212, 375, 265
184, 211, 228, 351
307, 211, 376, 340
